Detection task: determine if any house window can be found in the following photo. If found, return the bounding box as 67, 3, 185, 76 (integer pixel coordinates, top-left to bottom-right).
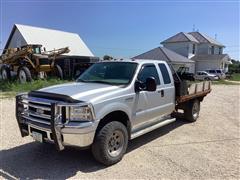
211, 46, 214, 54
219, 47, 222, 54
192, 44, 196, 54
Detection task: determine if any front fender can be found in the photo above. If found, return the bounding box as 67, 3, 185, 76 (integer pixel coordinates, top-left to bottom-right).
95, 102, 132, 122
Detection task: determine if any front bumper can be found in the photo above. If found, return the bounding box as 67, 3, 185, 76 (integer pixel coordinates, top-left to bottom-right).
16, 94, 97, 150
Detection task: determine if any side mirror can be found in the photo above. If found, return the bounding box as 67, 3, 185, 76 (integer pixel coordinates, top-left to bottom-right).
146, 77, 157, 91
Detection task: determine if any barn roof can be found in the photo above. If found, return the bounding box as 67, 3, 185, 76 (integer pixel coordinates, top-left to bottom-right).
3, 24, 94, 57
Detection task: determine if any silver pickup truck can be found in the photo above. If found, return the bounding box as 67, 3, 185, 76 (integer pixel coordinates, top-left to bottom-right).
16, 59, 211, 165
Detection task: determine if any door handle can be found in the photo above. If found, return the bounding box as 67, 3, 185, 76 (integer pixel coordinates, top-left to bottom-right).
158, 89, 164, 97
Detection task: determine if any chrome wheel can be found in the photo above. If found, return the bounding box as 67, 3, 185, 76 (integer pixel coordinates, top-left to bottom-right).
19, 70, 27, 83
192, 101, 199, 119
107, 130, 124, 157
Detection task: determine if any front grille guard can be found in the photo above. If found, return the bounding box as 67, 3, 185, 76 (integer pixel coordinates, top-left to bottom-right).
16, 94, 65, 151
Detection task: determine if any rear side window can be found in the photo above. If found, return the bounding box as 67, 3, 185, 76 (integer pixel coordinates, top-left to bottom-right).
209, 70, 215, 73
158, 64, 171, 84
216, 70, 221, 73
138, 65, 160, 85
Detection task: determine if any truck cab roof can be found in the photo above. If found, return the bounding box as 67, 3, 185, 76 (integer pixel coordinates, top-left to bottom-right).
101, 59, 168, 65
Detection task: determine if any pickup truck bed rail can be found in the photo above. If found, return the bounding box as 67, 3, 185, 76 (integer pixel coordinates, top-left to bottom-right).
176, 81, 212, 104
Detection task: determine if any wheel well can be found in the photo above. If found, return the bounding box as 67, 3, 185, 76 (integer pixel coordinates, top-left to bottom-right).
96, 111, 131, 136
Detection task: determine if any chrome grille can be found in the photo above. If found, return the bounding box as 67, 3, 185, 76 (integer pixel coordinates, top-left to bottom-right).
22, 97, 53, 125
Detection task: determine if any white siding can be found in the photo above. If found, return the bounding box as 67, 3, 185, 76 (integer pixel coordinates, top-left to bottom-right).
188, 43, 197, 59
197, 44, 210, 54
163, 42, 189, 58
195, 60, 221, 71
163, 42, 197, 59
197, 44, 223, 55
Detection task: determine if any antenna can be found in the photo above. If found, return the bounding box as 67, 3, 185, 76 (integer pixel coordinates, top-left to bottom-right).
215, 33, 217, 40
192, 24, 195, 31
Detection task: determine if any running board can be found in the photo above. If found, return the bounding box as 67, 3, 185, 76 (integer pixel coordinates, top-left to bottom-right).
130, 117, 176, 139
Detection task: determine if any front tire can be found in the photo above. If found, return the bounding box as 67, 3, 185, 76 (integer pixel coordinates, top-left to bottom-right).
92, 121, 128, 166
184, 99, 200, 122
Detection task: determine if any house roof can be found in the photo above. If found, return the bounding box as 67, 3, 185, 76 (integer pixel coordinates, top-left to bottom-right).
191, 54, 229, 61
161, 31, 225, 47
133, 47, 194, 64
3, 24, 94, 56
188, 32, 225, 47
161, 32, 199, 44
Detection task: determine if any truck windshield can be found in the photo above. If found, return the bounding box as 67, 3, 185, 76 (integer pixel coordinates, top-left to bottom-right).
77, 62, 138, 85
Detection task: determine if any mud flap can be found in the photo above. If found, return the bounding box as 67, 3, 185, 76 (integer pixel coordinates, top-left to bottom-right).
50, 103, 65, 151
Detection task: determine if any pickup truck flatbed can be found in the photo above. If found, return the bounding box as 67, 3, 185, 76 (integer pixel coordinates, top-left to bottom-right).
15, 59, 211, 165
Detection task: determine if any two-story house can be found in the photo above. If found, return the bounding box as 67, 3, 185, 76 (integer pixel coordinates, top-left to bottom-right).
161, 32, 232, 72
134, 31, 231, 73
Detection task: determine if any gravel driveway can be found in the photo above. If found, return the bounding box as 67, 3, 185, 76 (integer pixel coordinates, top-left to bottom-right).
0, 85, 239, 179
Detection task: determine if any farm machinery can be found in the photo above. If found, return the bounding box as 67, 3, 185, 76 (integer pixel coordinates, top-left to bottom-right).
0, 44, 70, 83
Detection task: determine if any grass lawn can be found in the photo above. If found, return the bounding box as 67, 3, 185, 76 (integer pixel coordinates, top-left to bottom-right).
229, 73, 240, 81
212, 79, 240, 85
0, 78, 70, 98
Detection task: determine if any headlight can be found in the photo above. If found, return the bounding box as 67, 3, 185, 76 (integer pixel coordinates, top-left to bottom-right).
68, 106, 93, 121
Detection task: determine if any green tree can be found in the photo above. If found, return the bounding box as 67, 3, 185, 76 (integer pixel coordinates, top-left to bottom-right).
103, 55, 113, 60
229, 59, 240, 73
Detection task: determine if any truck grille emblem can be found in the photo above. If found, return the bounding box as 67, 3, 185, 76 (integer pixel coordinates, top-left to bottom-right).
36, 108, 44, 114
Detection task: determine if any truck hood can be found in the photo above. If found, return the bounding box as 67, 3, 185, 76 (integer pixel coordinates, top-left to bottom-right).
38, 82, 122, 102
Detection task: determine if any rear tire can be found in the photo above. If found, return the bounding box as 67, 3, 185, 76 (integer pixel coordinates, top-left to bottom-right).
92, 121, 128, 166
1, 65, 11, 81
184, 99, 200, 122
52, 65, 63, 79
18, 66, 32, 83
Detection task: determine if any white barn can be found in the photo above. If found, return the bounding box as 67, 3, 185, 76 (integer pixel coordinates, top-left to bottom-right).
2, 24, 99, 78
3, 24, 94, 57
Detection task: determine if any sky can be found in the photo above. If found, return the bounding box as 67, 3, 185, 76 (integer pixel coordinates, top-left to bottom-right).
0, 0, 239, 60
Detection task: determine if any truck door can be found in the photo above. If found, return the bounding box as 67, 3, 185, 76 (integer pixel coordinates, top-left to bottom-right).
135, 64, 164, 126
157, 63, 175, 116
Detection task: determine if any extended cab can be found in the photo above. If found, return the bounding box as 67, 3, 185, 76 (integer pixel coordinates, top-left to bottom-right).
16, 60, 211, 165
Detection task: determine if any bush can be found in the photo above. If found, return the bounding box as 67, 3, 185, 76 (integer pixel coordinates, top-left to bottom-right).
229, 60, 240, 73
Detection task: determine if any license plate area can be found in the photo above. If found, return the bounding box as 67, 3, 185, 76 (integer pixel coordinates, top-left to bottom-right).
30, 127, 48, 143
32, 131, 43, 143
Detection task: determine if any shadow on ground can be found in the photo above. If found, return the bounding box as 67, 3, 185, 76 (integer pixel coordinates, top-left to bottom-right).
0, 119, 187, 179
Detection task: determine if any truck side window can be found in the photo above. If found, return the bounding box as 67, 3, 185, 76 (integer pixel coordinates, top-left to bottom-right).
158, 64, 171, 84
138, 65, 160, 85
